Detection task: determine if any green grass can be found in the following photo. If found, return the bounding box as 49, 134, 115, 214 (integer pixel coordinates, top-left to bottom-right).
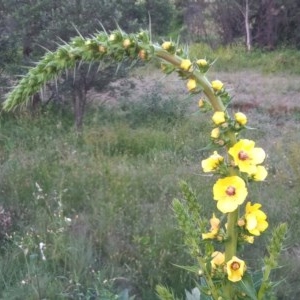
0, 86, 299, 299
189, 43, 300, 74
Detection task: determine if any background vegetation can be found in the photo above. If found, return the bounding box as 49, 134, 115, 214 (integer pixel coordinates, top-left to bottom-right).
0, 0, 300, 299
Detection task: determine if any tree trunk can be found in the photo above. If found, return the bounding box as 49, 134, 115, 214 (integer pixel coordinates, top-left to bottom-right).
72, 75, 87, 132
245, 0, 251, 51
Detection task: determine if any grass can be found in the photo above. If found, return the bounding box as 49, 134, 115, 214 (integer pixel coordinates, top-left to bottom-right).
189, 43, 300, 75
0, 58, 300, 298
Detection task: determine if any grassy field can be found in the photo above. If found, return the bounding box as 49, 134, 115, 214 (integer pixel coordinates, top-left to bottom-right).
0, 46, 300, 299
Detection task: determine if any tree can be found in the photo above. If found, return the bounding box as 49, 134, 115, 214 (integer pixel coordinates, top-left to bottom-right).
173, 0, 300, 50
0, 0, 176, 130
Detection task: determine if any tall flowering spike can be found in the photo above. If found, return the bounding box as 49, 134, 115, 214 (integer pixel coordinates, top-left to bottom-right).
213, 176, 248, 213
226, 256, 246, 282
228, 139, 266, 175
245, 202, 269, 236
201, 151, 224, 173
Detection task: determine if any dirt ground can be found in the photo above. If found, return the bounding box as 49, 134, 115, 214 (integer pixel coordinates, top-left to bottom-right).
90, 68, 300, 167
97, 68, 300, 111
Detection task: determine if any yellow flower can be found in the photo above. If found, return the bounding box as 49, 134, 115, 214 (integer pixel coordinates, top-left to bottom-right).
211, 128, 220, 139
235, 112, 247, 126
211, 251, 225, 269
245, 202, 268, 236
213, 176, 248, 213
197, 59, 208, 67
228, 139, 266, 175
201, 151, 224, 173
212, 111, 226, 125
180, 59, 192, 71
202, 213, 220, 240
162, 41, 172, 50
211, 80, 224, 91
226, 256, 246, 282
187, 78, 197, 91
252, 165, 268, 181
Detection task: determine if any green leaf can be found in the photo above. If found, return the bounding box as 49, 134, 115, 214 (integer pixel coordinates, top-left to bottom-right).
185, 287, 200, 300
171, 263, 200, 275
236, 272, 258, 300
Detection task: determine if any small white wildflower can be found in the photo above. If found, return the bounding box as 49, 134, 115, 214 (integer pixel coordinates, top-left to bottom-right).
64, 217, 72, 225
39, 242, 46, 261
35, 182, 43, 192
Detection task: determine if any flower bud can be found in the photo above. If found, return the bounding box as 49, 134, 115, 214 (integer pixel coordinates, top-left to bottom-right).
235, 112, 247, 126
198, 98, 204, 108
211, 80, 224, 92
180, 59, 192, 71
123, 38, 131, 48
212, 111, 226, 125
138, 49, 147, 60
187, 78, 197, 91
162, 41, 172, 51
99, 45, 107, 53
109, 34, 116, 42
197, 59, 208, 67
237, 218, 245, 227
211, 128, 220, 139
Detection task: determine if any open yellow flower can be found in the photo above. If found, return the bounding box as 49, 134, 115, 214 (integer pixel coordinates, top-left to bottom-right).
226, 256, 246, 282
252, 165, 268, 181
213, 176, 248, 213
187, 78, 197, 91
211, 80, 224, 91
245, 202, 268, 236
180, 59, 192, 71
201, 151, 224, 173
202, 213, 220, 240
228, 139, 266, 175
211, 251, 225, 269
212, 111, 226, 125
235, 112, 247, 126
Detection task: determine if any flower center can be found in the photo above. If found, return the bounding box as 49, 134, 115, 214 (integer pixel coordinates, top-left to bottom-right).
238, 150, 249, 161
231, 262, 240, 271
226, 186, 236, 196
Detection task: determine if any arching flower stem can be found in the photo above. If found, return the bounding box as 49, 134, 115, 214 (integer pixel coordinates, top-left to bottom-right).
154, 47, 225, 112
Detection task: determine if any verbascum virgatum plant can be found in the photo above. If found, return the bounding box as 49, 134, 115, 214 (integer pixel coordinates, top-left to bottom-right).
3, 29, 287, 300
